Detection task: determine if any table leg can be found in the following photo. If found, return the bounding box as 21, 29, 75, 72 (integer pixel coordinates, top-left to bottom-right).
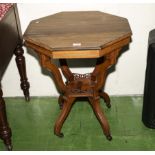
54, 96, 75, 137
0, 86, 12, 150
88, 96, 112, 140
89, 49, 121, 139
38, 54, 73, 136
59, 59, 74, 81
38, 54, 66, 94
92, 49, 121, 104
58, 59, 74, 109
14, 44, 30, 101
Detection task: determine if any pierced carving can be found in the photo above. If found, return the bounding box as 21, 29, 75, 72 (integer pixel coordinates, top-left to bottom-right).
73, 73, 91, 80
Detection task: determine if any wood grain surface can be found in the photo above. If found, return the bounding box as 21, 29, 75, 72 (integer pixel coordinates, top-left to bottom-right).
24, 11, 132, 54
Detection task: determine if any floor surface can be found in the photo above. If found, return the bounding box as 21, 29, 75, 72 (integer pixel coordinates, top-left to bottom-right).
0, 96, 155, 151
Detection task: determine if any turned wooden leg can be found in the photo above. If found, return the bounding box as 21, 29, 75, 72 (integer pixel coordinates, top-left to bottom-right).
54, 97, 75, 137
14, 45, 30, 101
99, 91, 111, 108
0, 87, 12, 150
88, 97, 112, 141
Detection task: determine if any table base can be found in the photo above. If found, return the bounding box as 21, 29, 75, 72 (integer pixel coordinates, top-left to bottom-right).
57, 91, 112, 141
36, 49, 120, 140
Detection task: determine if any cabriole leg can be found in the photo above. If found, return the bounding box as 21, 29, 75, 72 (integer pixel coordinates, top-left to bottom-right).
88, 96, 112, 141
54, 97, 75, 137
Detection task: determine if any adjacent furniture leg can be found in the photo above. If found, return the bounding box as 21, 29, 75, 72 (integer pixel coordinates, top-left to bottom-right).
0, 86, 12, 150
14, 45, 30, 101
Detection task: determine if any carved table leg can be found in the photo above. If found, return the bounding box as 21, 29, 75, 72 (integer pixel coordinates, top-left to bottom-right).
14, 45, 30, 101
59, 59, 74, 109
88, 96, 112, 140
54, 97, 75, 137
37, 54, 72, 137
0, 87, 12, 150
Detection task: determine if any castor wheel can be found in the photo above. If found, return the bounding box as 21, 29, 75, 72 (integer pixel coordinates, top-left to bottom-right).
106, 135, 112, 141
59, 102, 64, 110
6, 144, 12, 151
106, 103, 111, 109
25, 95, 30, 102
55, 132, 64, 138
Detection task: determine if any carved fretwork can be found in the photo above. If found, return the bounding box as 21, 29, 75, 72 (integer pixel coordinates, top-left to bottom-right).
73, 73, 91, 80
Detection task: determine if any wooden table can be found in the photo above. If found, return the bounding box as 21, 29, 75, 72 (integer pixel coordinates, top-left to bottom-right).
24, 11, 132, 140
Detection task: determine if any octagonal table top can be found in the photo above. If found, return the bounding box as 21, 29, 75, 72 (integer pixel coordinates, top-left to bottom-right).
24, 11, 132, 59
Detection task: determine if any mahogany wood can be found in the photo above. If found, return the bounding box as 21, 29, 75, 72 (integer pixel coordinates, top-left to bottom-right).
24, 11, 132, 140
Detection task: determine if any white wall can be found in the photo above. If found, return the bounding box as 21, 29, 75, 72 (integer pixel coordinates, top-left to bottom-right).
2, 3, 155, 97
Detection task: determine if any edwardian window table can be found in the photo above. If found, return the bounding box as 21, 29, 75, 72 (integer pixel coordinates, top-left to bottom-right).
24, 11, 132, 140
0, 4, 30, 150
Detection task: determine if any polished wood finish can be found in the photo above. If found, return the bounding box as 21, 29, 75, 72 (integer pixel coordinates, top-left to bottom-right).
0, 85, 12, 150
0, 4, 30, 150
24, 11, 132, 140
24, 11, 131, 52
14, 45, 30, 101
